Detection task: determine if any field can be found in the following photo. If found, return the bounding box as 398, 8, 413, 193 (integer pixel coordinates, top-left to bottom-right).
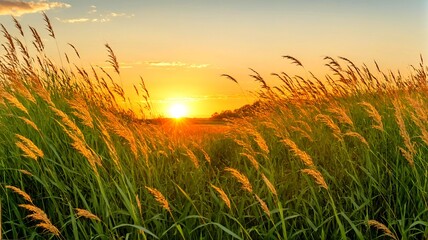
1, 16, 428, 239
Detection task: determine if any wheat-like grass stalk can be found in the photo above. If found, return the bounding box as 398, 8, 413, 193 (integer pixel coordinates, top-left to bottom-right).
96, 119, 121, 169
18, 117, 39, 132
68, 98, 94, 128
295, 120, 312, 133
261, 173, 277, 196
33, 82, 54, 106
301, 168, 328, 190
367, 220, 398, 240
282, 55, 304, 67
3, 92, 28, 115
358, 101, 384, 131
225, 167, 253, 193
19, 204, 60, 236
5, 185, 33, 204
184, 147, 199, 168
51, 106, 85, 140
191, 142, 211, 164
315, 114, 343, 142
42, 12, 55, 39
410, 112, 428, 146
12, 16, 24, 37
102, 110, 138, 159
344, 131, 369, 147
15, 134, 44, 160
136, 194, 143, 216
145, 186, 171, 214
407, 96, 428, 146
105, 43, 120, 75
19, 169, 33, 176
57, 122, 101, 174
393, 99, 415, 166
248, 129, 270, 155
255, 194, 271, 218
328, 105, 354, 128
210, 184, 231, 209
240, 152, 259, 170
13, 82, 36, 103
15, 141, 38, 161
281, 138, 314, 167
289, 126, 313, 142
75, 208, 101, 221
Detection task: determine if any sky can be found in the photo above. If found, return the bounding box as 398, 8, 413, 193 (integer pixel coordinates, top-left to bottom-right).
0, 0, 427, 117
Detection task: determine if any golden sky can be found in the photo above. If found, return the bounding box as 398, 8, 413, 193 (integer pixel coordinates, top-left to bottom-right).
0, 0, 427, 117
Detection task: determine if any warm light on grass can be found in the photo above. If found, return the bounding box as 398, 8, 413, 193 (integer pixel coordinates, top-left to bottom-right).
168, 103, 188, 119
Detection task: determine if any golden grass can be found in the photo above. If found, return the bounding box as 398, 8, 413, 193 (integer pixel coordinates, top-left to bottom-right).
315, 114, 343, 142
255, 194, 271, 218
240, 152, 260, 170
68, 97, 94, 129
18, 117, 40, 132
301, 168, 328, 190
136, 194, 143, 216
75, 208, 101, 221
145, 186, 171, 214
393, 99, 416, 166
19, 204, 60, 236
184, 146, 200, 168
261, 173, 277, 196
224, 167, 253, 193
15, 134, 44, 161
281, 138, 314, 167
359, 101, 384, 131
3, 92, 29, 115
210, 184, 231, 209
18, 169, 33, 176
328, 104, 355, 128
5, 185, 33, 204
367, 220, 398, 240
344, 131, 369, 147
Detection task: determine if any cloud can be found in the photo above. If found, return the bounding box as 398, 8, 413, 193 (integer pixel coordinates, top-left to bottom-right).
58, 5, 134, 24
0, 0, 70, 16
146, 61, 210, 69
57, 17, 89, 23
88, 5, 96, 14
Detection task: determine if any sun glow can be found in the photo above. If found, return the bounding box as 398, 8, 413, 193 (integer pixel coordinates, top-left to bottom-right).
168, 103, 188, 119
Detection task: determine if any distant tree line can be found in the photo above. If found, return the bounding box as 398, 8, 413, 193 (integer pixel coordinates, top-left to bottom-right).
210, 101, 262, 120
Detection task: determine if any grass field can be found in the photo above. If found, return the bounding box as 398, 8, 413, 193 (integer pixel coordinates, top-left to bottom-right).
1, 16, 428, 239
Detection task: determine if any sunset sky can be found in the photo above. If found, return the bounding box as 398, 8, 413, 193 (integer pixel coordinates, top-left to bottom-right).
0, 0, 427, 117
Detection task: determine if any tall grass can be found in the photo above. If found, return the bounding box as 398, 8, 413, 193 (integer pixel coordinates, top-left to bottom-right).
1, 15, 427, 239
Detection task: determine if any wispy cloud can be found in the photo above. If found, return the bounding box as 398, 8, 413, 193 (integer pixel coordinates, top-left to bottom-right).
58, 17, 89, 23
0, 0, 70, 16
146, 61, 210, 69
58, 5, 134, 24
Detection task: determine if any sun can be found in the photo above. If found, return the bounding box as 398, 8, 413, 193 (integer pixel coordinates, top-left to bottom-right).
168, 103, 188, 119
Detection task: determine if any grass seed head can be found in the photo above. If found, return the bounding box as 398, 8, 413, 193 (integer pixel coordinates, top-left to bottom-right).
282, 138, 314, 167
6, 185, 33, 203
75, 208, 101, 221
367, 220, 398, 240
261, 173, 277, 196
145, 186, 171, 213
255, 194, 271, 218
225, 167, 253, 193
301, 168, 328, 190
210, 184, 231, 209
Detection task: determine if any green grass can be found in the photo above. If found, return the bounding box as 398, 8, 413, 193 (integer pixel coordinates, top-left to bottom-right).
1, 15, 428, 239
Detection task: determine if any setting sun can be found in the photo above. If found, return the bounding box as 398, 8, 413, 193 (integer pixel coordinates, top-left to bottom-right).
168, 103, 188, 119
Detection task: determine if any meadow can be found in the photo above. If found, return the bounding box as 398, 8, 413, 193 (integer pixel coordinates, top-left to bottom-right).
1, 15, 427, 239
